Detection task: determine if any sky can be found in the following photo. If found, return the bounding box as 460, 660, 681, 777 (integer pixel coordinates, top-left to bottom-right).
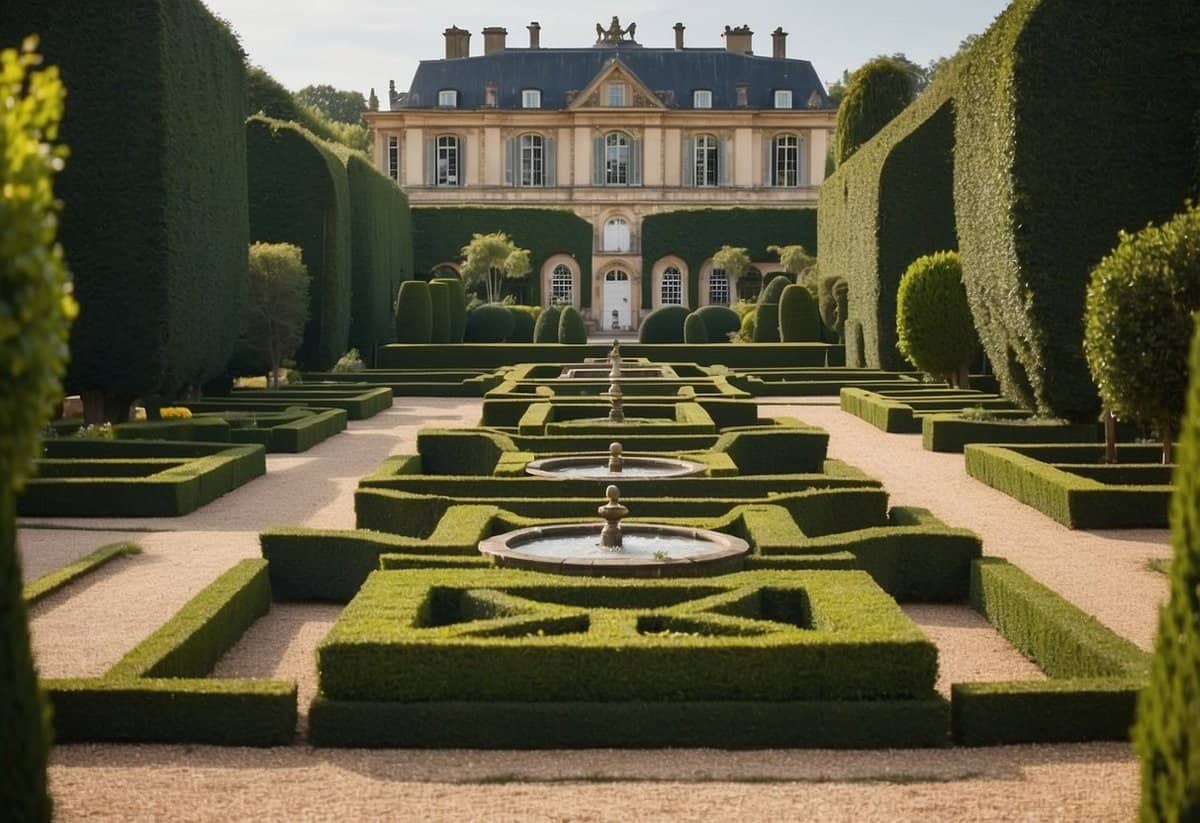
203, 0, 1009, 105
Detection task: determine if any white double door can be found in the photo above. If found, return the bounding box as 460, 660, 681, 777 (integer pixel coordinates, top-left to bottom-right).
602, 270, 632, 330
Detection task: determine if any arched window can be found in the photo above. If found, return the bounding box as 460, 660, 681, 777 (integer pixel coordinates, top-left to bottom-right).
708, 268, 730, 306
603, 217, 630, 252
694, 135, 718, 188
550, 263, 573, 306
738, 267, 763, 301
520, 134, 544, 187
661, 266, 683, 305
771, 134, 802, 187
436, 134, 459, 186
605, 132, 630, 185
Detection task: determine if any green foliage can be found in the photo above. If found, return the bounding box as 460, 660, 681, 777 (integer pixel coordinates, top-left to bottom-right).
246, 68, 368, 151
294, 84, 366, 125
428, 280, 451, 344
23, 542, 139, 605
714, 245, 751, 290
557, 305, 587, 345
767, 244, 816, 290
246, 116, 351, 370
896, 251, 978, 384
465, 304, 515, 343
376, 343, 837, 370
834, 57, 916, 166
759, 274, 792, 305
1136, 318, 1200, 820
694, 305, 741, 343
533, 305, 561, 343
459, 232, 532, 305
738, 311, 756, 343
683, 312, 709, 344
240, 243, 310, 388
433, 277, 467, 342
753, 303, 780, 343
506, 305, 538, 343
639, 306, 690, 343
779, 285, 821, 342
393, 280, 432, 344
1084, 204, 1200, 459
332, 349, 364, 373
818, 276, 850, 342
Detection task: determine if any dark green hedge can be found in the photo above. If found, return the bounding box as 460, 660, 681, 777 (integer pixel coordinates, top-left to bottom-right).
922, 414, 1098, 453
433, 277, 467, 342
639, 306, 689, 343
393, 280, 432, 343
427, 279, 451, 343
246, 116, 352, 370
412, 208, 592, 307
0, 0, 250, 401
377, 343, 838, 369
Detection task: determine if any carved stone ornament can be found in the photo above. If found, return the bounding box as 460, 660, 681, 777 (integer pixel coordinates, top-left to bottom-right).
595, 16, 638, 45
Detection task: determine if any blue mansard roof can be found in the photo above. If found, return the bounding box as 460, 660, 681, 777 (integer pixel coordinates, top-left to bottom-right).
400, 46, 832, 110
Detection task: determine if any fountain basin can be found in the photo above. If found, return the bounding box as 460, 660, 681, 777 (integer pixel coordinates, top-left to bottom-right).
478, 522, 749, 577
525, 453, 706, 479
559, 366, 673, 380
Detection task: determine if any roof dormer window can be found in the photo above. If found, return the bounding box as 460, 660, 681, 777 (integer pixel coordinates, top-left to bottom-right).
774, 89, 793, 109
438, 89, 458, 108
693, 89, 712, 109
522, 89, 542, 109
607, 82, 627, 107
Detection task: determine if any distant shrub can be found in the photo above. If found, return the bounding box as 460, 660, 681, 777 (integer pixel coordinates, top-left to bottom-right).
332, 348, 365, 372
694, 305, 741, 342
432, 277, 467, 343
683, 312, 709, 344
534, 305, 561, 343
464, 303, 515, 343
834, 56, 916, 165
819, 275, 850, 342
738, 310, 757, 343
507, 305, 540, 343
753, 303, 781, 343
759, 274, 792, 305
558, 305, 587, 344
393, 280, 432, 344
242, 242, 311, 388
896, 251, 978, 387
779, 284, 821, 342
428, 280, 451, 344
639, 306, 690, 343
159, 407, 193, 420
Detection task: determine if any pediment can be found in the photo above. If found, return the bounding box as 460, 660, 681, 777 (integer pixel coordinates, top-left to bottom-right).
568, 58, 666, 110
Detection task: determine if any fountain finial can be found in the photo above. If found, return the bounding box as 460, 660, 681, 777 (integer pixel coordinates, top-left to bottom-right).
608, 442, 624, 473
607, 380, 625, 423
598, 484, 628, 550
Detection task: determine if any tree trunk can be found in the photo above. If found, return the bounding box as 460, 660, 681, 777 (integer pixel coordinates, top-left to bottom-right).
1103, 410, 1118, 464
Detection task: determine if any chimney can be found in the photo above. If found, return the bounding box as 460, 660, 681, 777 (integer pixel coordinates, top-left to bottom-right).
772, 27, 787, 59
482, 27, 508, 55
673, 22, 685, 49
528, 21, 541, 49
723, 24, 753, 55
443, 26, 470, 59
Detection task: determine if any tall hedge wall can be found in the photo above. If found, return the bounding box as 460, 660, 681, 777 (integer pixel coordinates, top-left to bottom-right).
0, 0, 250, 402
412, 208, 591, 308
246, 116, 352, 370
640, 209, 818, 309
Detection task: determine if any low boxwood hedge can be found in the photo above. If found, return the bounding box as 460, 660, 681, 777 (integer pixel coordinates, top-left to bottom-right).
921, 413, 1098, 453
23, 542, 140, 605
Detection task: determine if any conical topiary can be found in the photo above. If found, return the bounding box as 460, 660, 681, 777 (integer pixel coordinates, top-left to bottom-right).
558, 305, 587, 344
393, 280, 432, 343
778, 284, 821, 342
432, 277, 467, 342
534, 305, 561, 343
683, 311, 709, 344
428, 279, 451, 343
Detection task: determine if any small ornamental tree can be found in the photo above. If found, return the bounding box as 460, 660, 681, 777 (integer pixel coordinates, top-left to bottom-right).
459, 232, 531, 304
533, 305, 561, 343
558, 305, 587, 344
1134, 316, 1200, 821
834, 57, 916, 166
1, 40, 74, 821
712, 245, 750, 295
241, 243, 310, 388
768, 244, 817, 291
895, 251, 978, 387
393, 280, 432, 344
1084, 204, 1200, 464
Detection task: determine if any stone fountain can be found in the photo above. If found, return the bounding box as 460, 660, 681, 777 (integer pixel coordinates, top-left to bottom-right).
525, 442, 706, 479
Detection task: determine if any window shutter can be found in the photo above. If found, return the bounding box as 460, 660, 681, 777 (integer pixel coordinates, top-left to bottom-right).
545, 137, 557, 187
719, 138, 731, 186
504, 137, 516, 186
682, 137, 695, 187
799, 137, 807, 186
762, 137, 772, 187
424, 138, 436, 186
630, 137, 643, 186
593, 135, 604, 185
457, 137, 466, 186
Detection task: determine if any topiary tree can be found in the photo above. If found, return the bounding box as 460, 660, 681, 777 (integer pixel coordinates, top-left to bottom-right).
393, 279, 432, 343
464, 303, 515, 342
1, 40, 73, 821
712, 245, 750, 296
768, 244, 817, 291
241, 243, 310, 388
534, 305, 561, 343
695, 305, 741, 343
834, 57, 916, 166
759, 273, 792, 305
753, 302, 781, 343
683, 311, 709, 344
432, 276, 466, 343
639, 305, 690, 343
558, 305, 587, 344
459, 232, 531, 304
428, 279, 451, 343
1135, 316, 1200, 822
778, 284, 821, 342
896, 251, 978, 388
1084, 204, 1200, 464
819, 275, 850, 342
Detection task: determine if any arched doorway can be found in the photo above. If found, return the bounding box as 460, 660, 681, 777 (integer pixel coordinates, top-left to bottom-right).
603, 269, 632, 330
602, 217, 631, 252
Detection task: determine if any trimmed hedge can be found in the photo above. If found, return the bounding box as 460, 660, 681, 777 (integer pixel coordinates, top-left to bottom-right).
427, 279, 451, 343
114, 407, 346, 453
393, 280, 432, 343
779, 285, 821, 342
507, 305, 538, 343
23, 543, 140, 605
694, 305, 741, 343
433, 277, 467, 342
834, 57, 917, 165
377, 343, 839, 370
895, 251, 977, 384
639, 305, 690, 343
841, 387, 1016, 434
921, 414, 1097, 453
534, 305, 561, 343
225, 383, 393, 419
759, 274, 791, 305
465, 304, 515, 343
246, 116, 352, 370
683, 312, 709, 344
558, 305, 587, 344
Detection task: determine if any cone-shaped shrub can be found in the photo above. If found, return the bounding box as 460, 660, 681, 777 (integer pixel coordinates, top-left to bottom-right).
432, 277, 467, 343
507, 306, 538, 343
639, 305, 690, 343
558, 305, 587, 344
896, 251, 978, 386
695, 305, 741, 343
753, 303, 780, 343
465, 303, 515, 342
759, 274, 792, 305
428, 280, 451, 343
394, 280, 432, 343
1135, 317, 1200, 820
779, 284, 822, 342
534, 305, 561, 343
683, 312, 709, 343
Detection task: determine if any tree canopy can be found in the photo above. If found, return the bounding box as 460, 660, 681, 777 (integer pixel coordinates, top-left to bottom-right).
459, 232, 532, 304
295, 84, 367, 125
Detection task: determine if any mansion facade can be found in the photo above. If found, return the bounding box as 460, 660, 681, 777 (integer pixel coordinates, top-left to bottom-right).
366, 18, 835, 329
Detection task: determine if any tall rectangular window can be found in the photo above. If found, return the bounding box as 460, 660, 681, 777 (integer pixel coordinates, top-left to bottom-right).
772, 134, 800, 187
774, 89, 793, 109
437, 135, 459, 186
605, 132, 629, 185
693, 89, 712, 109
522, 89, 542, 109
693, 135, 718, 187
387, 135, 399, 182
709, 269, 730, 306
519, 134, 544, 187
607, 82, 627, 107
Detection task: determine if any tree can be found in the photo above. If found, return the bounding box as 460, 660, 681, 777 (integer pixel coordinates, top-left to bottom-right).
834, 57, 917, 166
294, 84, 367, 125
459, 232, 532, 304
713, 245, 751, 295
1, 39, 74, 820
768, 244, 817, 291
895, 251, 978, 388
246, 68, 369, 152
241, 243, 310, 387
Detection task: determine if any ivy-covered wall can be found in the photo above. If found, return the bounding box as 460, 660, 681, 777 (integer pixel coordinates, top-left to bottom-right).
640, 208, 818, 309
412, 208, 592, 308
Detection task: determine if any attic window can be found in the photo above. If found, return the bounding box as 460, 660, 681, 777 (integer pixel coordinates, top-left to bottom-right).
774, 89, 793, 109
607, 82, 627, 107
438, 89, 458, 108
693, 89, 712, 109
522, 89, 542, 109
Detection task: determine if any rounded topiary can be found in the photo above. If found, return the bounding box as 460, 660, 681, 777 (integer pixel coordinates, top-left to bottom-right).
432, 277, 466, 342
464, 303, 515, 343
695, 305, 741, 343
507, 306, 538, 343
683, 312, 709, 344
428, 280, 451, 344
393, 280, 432, 343
638, 305, 690, 343
778, 284, 821, 342
819, 275, 849, 342
895, 251, 978, 387
558, 305, 587, 344
1085, 204, 1200, 462
752, 302, 780, 343
534, 305, 561, 343
759, 274, 792, 305
1135, 317, 1200, 820
835, 57, 916, 166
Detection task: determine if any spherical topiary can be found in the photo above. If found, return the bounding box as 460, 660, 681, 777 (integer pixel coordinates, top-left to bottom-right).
683, 312, 709, 344
638, 305, 690, 343
759, 274, 792, 305
778, 284, 821, 342
393, 279, 432, 343
534, 305, 561, 343
464, 303, 515, 342
558, 305, 587, 344
507, 305, 539, 343
432, 277, 466, 342
428, 280, 451, 344
752, 302, 780, 342
834, 57, 916, 166
694, 305, 740, 343
1084, 204, 1200, 460
895, 250, 978, 386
